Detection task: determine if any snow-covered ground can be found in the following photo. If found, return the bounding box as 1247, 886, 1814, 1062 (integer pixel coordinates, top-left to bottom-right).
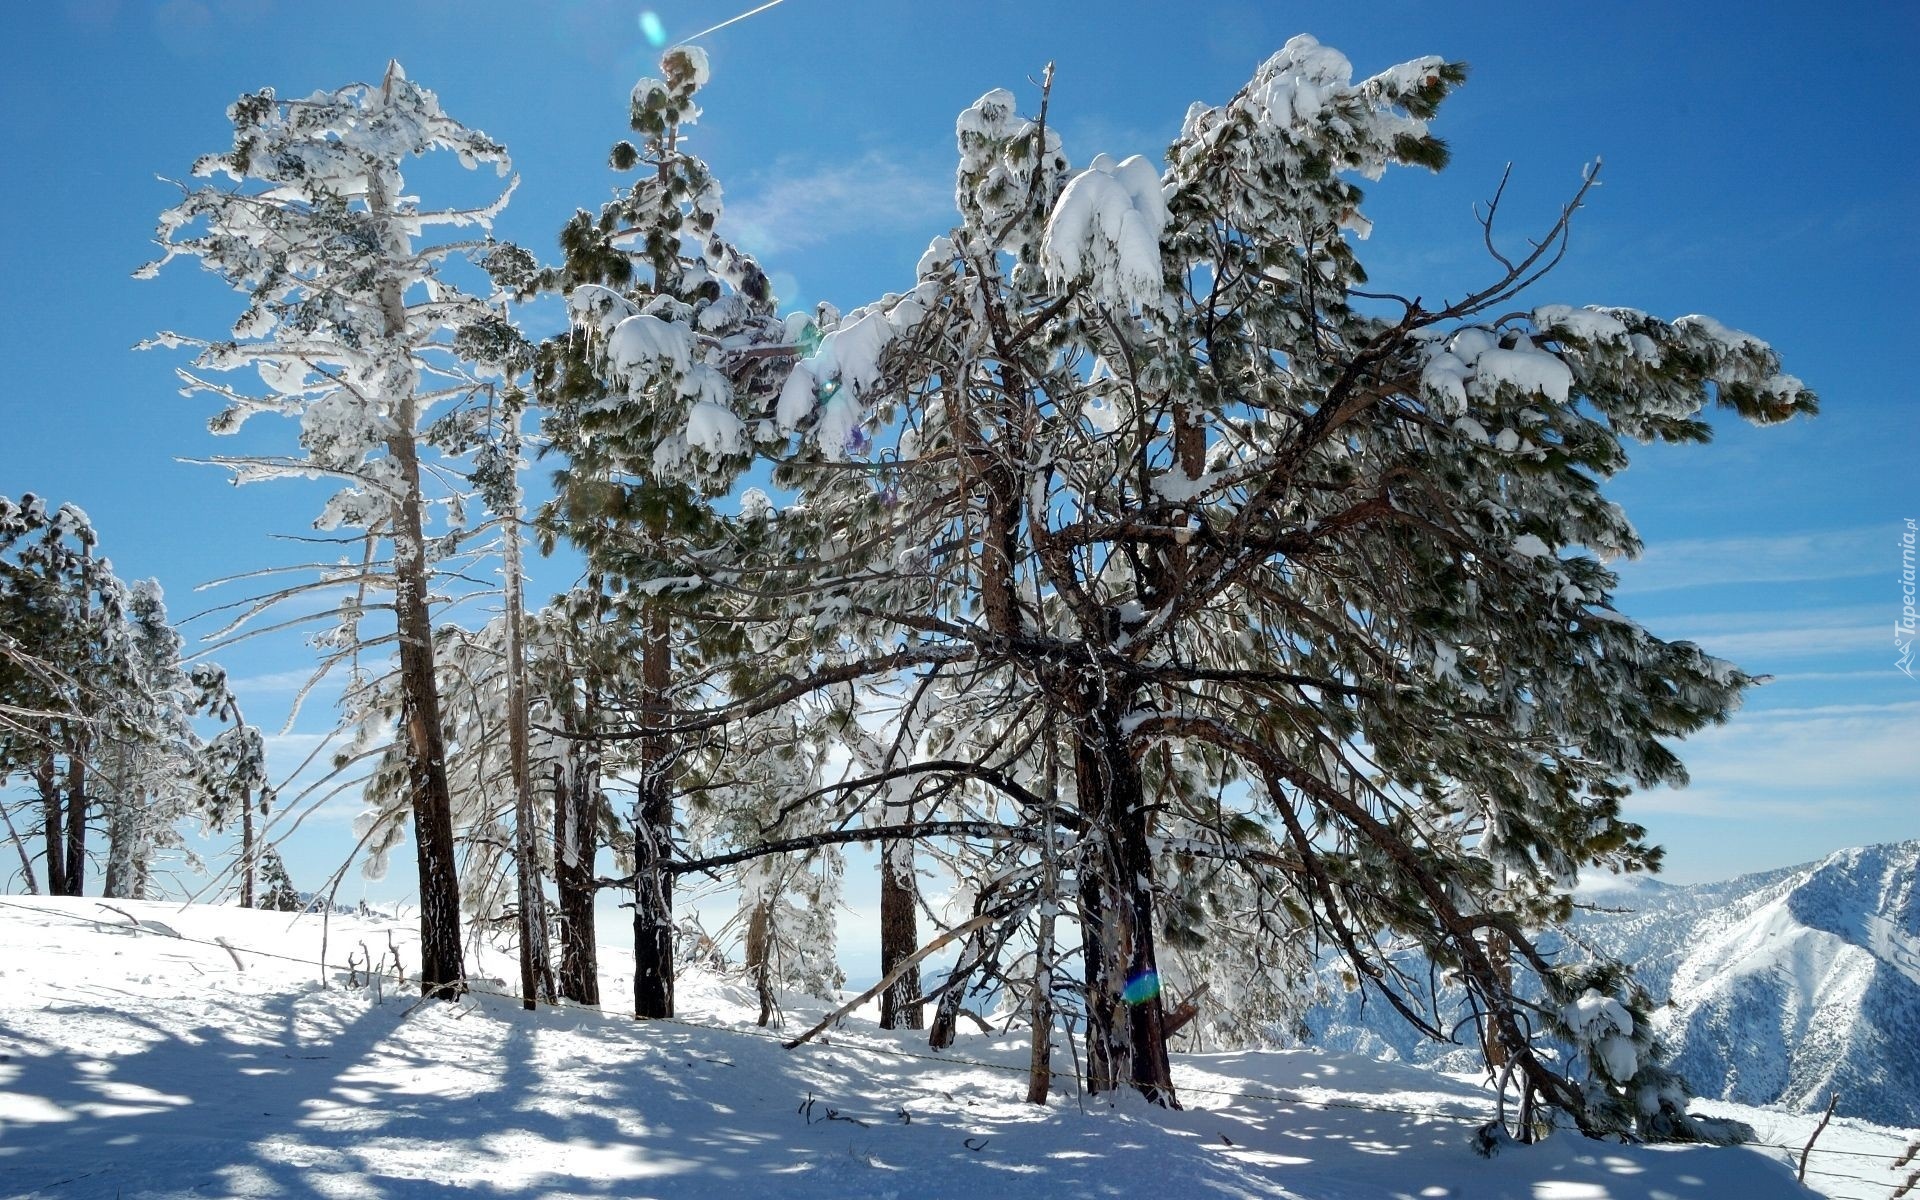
0, 896, 1907, 1199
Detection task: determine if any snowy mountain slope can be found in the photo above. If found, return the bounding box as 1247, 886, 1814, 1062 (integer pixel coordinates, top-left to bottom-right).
0, 895, 1864, 1200
1644, 842, 1920, 1127
1299, 842, 1920, 1130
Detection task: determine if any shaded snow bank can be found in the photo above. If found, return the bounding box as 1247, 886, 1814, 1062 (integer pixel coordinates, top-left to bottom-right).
0, 895, 1859, 1198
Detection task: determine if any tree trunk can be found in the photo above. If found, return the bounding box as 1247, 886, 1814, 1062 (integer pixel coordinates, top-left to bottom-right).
1485, 931, 1511, 1071
2, 798, 40, 894
240, 790, 255, 908
102, 747, 137, 900
103, 793, 134, 899
62, 730, 87, 897
390, 441, 466, 998
878, 835, 923, 1030
38, 745, 66, 896
632, 611, 674, 1020
554, 750, 601, 1005
928, 918, 992, 1050
872, 678, 939, 1031
504, 493, 554, 1010
371, 159, 464, 1000
744, 895, 776, 1027
1026, 899, 1056, 1104
132, 837, 151, 900
1027, 748, 1060, 1105
1074, 704, 1177, 1106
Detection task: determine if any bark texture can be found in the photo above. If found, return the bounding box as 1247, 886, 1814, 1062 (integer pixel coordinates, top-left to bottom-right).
632, 613, 675, 1019
1074, 702, 1177, 1106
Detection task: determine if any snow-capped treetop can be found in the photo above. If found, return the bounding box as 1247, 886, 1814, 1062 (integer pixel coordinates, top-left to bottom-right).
546, 48, 801, 500
186, 60, 509, 199
954, 83, 1071, 263
139, 61, 525, 539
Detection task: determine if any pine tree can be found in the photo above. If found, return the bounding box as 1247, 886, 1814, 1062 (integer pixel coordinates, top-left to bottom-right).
537, 46, 802, 1019
532, 594, 621, 1006
2, 498, 243, 901
257, 844, 302, 912
1, 495, 147, 896
98, 581, 203, 900
187, 665, 270, 907
750, 35, 1813, 1135
140, 62, 523, 997
472, 383, 557, 1009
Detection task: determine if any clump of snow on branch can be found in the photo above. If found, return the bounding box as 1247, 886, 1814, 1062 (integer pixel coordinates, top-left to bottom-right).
774, 286, 939, 458
1042, 153, 1168, 310
1563, 987, 1640, 1083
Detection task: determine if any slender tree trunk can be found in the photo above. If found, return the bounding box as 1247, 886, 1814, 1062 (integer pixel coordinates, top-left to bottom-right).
1485, 931, 1512, 1070
102, 748, 136, 900
744, 895, 775, 1027
390, 442, 465, 998
1074, 702, 1177, 1106
1027, 745, 1060, 1104
878, 835, 923, 1029
132, 834, 151, 900
38, 745, 66, 896
503, 490, 554, 1009
928, 919, 990, 1050
632, 611, 674, 1019
874, 678, 939, 1030
63, 729, 87, 897
554, 751, 602, 1005
103, 797, 133, 898
1026, 903, 1057, 1103
371, 156, 464, 999
240, 790, 255, 908
2, 798, 40, 894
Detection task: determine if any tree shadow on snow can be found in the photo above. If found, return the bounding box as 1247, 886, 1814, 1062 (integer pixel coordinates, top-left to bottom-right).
0, 984, 1817, 1199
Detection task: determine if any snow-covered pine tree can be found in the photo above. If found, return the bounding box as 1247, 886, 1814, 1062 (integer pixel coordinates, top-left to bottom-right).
0, 495, 146, 896
1, 498, 268, 901
186, 665, 270, 907
763, 35, 1813, 1138
141, 63, 522, 996
471, 380, 557, 1009
536, 46, 803, 1018
528, 593, 624, 1006
257, 843, 302, 911
97, 581, 205, 900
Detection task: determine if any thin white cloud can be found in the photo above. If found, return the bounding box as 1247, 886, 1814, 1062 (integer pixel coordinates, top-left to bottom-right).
1638, 603, 1884, 664
723, 152, 952, 256
1617, 525, 1888, 594
1625, 790, 1883, 820
1764, 669, 1896, 683
1628, 699, 1920, 818
228, 667, 342, 696
261, 731, 343, 783
1725, 700, 1920, 723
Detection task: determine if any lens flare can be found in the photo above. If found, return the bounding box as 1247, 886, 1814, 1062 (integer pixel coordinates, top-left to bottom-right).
638, 11, 666, 47
1123, 969, 1161, 1006
771, 272, 806, 316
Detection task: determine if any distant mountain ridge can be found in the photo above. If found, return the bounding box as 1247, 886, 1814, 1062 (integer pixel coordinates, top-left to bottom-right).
1296, 840, 1920, 1128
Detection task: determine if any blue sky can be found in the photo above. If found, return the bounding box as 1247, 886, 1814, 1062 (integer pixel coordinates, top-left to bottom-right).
2, 0, 1914, 932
